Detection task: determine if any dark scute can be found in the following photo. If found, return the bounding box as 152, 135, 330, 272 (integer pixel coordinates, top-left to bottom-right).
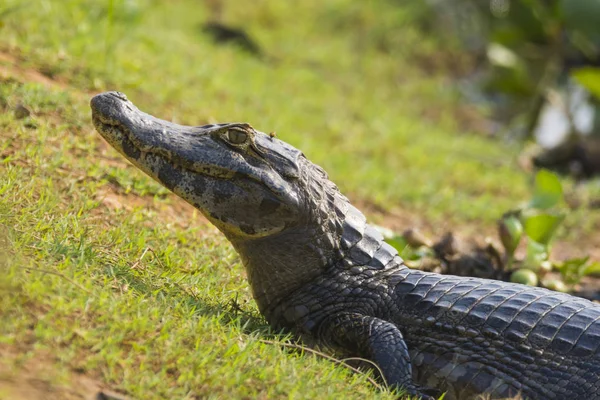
157, 166, 183, 192
259, 197, 281, 217
212, 184, 233, 204
191, 175, 207, 197
122, 138, 141, 160
240, 224, 256, 235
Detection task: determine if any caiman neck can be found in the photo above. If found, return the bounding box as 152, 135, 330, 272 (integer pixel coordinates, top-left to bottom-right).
230, 201, 405, 317
228, 156, 405, 316
231, 224, 341, 314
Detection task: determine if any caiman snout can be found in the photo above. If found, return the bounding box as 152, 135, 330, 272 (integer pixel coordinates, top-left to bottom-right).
90, 91, 128, 109
90, 91, 133, 126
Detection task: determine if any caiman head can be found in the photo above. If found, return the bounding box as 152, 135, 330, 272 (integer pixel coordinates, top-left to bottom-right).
91, 91, 349, 313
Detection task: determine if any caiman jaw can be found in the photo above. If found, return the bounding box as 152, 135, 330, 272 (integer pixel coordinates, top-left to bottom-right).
92, 100, 145, 166
90, 91, 302, 239
91, 92, 132, 151
91, 92, 236, 180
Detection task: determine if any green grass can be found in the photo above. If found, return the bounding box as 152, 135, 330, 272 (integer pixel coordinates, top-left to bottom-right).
0, 0, 599, 398
0, 0, 534, 221
0, 82, 398, 399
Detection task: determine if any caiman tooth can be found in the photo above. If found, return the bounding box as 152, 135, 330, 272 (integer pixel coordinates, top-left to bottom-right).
340, 205, 366, 250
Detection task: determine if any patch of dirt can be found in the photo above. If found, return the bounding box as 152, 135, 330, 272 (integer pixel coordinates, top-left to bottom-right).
94, 182, 209, 230
553, 240, 600, 263
0, 346, 129, 400
357, 195, 600, 261
354, 198, 429, 232
0, 51, 70, 91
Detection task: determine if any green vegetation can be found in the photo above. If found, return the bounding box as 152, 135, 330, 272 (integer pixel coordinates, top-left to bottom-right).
0, 0, 535, 222
439, 0, 600, 140
502, 170, 600, 289
384, 169, 600, 291
1, 0, 599, 399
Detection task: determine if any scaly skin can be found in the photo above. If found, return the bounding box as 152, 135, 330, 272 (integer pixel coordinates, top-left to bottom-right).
91, 91, 600, 400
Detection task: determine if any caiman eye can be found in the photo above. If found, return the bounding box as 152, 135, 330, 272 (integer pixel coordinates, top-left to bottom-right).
224, 130, 248, 145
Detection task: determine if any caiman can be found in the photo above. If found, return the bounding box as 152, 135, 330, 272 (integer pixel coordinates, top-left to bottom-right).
91, 91, 600, 400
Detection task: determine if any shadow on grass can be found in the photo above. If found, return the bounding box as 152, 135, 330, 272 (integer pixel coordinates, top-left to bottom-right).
107, 259, 285, 340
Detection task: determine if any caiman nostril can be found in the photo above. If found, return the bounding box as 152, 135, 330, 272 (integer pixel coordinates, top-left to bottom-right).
109, 91, 129, 101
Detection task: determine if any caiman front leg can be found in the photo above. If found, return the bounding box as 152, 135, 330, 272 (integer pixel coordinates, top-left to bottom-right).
318, 313, 438, 400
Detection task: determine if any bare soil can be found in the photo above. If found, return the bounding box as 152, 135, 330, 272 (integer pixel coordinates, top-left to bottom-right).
0, 346, 128, 400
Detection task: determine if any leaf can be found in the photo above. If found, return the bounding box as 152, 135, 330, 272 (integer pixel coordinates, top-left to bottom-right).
510, 269, 538, 286
498, 215, 523, 255
385, 235, 407, 252
386, 235, 418, 261
556, 257, 590, 285
582, 261, 600, 276
524, 240, 548, 271
543, 279, 569, 293
371, 224, 395, 240
572, 67, 600, 101
522, 211, 565, 245
528, 169, 563, 210
487, 43, 520, 68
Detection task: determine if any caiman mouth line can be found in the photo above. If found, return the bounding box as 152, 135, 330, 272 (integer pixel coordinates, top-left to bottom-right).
92, 112, 136, 149
90, 91, 303, 203
92, 112, 236, 180
93, 112, 173, 161
92, 114, 130, 145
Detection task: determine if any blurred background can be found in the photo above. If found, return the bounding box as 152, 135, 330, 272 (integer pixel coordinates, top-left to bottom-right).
1, 1, 600, 398
3, 0, 600, 303
3, 0, 598, 232
2, 0, 600, 297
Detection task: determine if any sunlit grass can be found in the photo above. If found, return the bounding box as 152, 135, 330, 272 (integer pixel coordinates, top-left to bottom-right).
0, 0, 533, 222
1, 0, 598, 398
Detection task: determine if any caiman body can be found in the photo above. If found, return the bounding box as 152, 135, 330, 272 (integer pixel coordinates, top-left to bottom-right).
91, 91, 600, 400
